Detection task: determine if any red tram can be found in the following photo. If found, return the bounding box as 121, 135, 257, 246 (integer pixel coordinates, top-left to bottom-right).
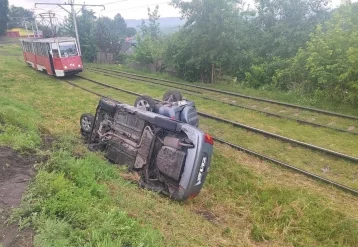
20, 37, 83, 77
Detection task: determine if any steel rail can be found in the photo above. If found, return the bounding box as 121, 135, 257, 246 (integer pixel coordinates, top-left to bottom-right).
63, 79, 358, 197
87, 67, 358, 136
87, 67, 204, 95
90, 66, 358, 121
0, 41, 21, 45
75, 75, 358, 163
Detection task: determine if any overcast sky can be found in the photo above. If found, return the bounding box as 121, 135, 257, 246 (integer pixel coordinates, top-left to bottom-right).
8, 0, 354, 21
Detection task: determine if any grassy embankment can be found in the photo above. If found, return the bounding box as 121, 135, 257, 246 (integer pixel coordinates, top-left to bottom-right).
1, 44, 358, 246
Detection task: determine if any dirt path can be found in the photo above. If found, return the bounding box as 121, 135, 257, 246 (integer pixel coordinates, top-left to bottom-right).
0, 147, 36, 247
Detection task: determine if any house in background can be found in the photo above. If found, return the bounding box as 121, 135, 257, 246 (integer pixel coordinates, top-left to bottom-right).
119, 36, 137, 55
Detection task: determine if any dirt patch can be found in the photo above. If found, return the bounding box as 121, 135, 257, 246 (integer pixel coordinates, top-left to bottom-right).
348, 126, 355, 131
195, 209, 219, 224
0, 147, 37, 247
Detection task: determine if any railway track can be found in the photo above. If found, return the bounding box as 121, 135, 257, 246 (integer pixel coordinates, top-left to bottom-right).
12, 55, 358, 195
63, 79, 358, 197
0, 41, 21, 45
88, 66, 358, 121
87, 67, 358, 135
75, 75, 358, 163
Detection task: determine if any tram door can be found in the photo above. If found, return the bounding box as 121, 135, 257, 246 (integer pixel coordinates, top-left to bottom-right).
47, 43, 55, 75
50, 43, 61, 75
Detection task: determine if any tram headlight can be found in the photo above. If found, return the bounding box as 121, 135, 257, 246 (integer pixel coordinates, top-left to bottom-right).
64, 66, 68, 69
78, 64, 81, 68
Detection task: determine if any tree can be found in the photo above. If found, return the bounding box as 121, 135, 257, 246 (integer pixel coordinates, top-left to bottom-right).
37, 24, 53, 38
135, 6, 165, 70
126, 27, 137, 37
274, 3, 358, 103
242, 0, 331, 88
7, 5, 34, 29
170, 0, 249, 82
0, 0, 9, 35
60, 8, 97, 61
140, 5, 161, 39
94, 13, 127, 53
114, 13, 127, 37
253, 0, 330, 59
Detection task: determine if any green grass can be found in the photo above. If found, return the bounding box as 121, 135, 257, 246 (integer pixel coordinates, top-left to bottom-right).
0, 97, 42, 151
1, 45, 358, 246
90, 63, 358, 116
17, 143, 162, 247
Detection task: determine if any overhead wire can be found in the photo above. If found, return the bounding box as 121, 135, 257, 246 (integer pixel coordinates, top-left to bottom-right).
103, 0, 131, 6
101, 1, 171, 13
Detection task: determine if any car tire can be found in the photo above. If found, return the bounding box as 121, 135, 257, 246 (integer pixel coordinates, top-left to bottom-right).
99, 98, 117, 114
80, 113, 94, 134
163, 90, 183, 102
134, 95, 156, 112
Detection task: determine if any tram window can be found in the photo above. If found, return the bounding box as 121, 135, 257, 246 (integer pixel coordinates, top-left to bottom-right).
52, 49, 60, 58
34, 43, 40, 55
59, 41, 78, 57
29, 42, 33, 53
45, 44, 50, 57
27, 42, 32, 53
38, 43, 42, 55
24, 42, 29, 52
41, 43, 48, 57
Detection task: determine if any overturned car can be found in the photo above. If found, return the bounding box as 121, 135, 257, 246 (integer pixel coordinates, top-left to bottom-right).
80, 91, 213, 201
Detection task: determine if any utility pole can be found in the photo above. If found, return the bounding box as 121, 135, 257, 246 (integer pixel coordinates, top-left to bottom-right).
24, 22, 29, 37
34, 1, 105, 56
22, 18, 30, 37
71, 2, 80, 54
49, 11, 54, 36
35, 20, 39, 37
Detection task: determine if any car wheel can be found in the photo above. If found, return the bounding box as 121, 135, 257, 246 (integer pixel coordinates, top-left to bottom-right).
99, 98, 117, 114
134, 95, 156, 112
163, 90, 182, 102
80, 113, 94, 134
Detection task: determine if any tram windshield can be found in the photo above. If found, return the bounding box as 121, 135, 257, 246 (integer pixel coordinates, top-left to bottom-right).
59, 41, 78, 57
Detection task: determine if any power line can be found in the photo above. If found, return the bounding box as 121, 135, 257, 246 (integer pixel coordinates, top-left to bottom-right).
102, 1, 170, 13
103, 0, 131, 6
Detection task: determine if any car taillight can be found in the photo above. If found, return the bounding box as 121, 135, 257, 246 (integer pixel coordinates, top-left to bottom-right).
204, 134, 214, 145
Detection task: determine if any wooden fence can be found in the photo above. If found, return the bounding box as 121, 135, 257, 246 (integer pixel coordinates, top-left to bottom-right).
96, 52, 114, 64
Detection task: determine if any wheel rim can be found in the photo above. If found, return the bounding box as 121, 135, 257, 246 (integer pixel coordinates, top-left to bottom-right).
81, 117, 92, 132
137, 99, 151, 110
165, 94, 175, 102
